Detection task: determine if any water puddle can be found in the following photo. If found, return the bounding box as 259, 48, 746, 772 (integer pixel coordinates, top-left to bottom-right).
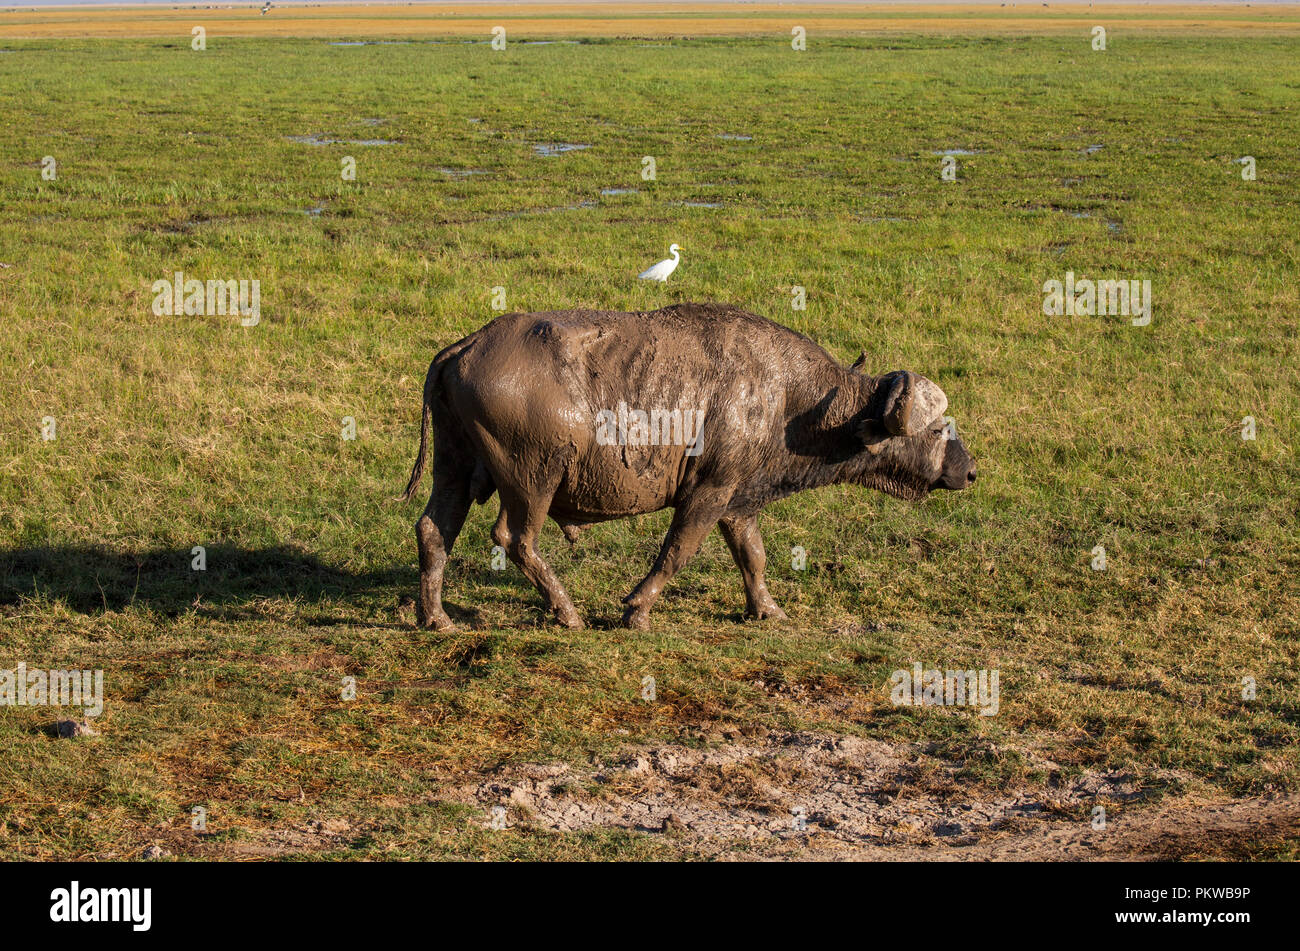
1081, 144, 1104, 155
718, 134, 753, 141
600, 188, 638, 196
490, 200, 596, 221
287, 135, 398, 146
674, 201, 722, 209
932, 149, 982, 156
533, 143, 590, 156
1058, 208, 1121, 234
437, 168, 490, 180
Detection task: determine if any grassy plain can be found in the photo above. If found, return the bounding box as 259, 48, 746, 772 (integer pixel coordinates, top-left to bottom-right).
0, 5, 1297, 859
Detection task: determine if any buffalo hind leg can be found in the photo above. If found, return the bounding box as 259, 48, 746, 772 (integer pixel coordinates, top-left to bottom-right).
718, 514, 787, 621
622, 488, 733, 630
492, 490, 583, 629
415, 462, 473, 631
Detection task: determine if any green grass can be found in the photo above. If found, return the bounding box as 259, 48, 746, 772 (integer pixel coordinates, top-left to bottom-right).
1, 29, 1298, 859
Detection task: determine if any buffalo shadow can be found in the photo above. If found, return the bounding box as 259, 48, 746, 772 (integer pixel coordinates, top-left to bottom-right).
0, 543, 488, 626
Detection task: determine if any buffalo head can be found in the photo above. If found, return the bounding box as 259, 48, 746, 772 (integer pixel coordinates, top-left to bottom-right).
850, 365, 977, 500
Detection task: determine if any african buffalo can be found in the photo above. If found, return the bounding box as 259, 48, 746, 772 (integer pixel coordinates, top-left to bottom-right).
401, 303, 975, 630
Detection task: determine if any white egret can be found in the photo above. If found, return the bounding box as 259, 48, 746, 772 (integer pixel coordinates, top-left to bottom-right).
638, 243, 681, 282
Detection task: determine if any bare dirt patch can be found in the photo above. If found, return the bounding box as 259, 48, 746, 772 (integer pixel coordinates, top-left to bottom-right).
443, 730, 1300, 860
6, 6, 1300, 41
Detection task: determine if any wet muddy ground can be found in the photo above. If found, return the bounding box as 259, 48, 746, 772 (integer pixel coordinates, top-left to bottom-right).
441, 730, 1300, 860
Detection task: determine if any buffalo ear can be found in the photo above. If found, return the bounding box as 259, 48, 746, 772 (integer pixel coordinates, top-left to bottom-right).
878, 370, 948, 437
853, 415, 885, 450
849, 352, 866, 373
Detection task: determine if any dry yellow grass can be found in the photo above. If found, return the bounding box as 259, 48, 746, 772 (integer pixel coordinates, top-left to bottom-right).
2, 3, 1299, 39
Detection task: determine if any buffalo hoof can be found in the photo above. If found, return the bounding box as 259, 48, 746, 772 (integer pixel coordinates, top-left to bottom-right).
556, 608, 584, 630
416, 608, 456, 632
621, 606, 651, 630
747, 603, 789, 622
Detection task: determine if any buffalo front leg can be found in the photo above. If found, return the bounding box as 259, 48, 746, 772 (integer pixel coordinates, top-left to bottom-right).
491, 491, 583, 629
718, 514, 788, 621
622, 489, 733, 630
415, 466, 472, 631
